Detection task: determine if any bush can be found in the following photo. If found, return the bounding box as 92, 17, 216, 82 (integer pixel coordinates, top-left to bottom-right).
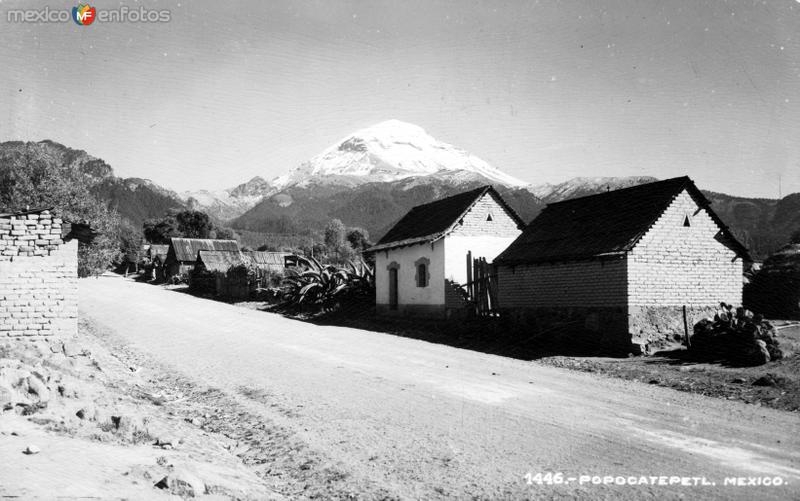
690, 303, 782, 365
168, 273, 189, 285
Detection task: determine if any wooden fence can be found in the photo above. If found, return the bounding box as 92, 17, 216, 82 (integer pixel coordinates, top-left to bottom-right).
465, 251, 499, 317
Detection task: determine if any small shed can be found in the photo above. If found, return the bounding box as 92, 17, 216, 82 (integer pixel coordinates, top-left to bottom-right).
494, 176, 750, 353
367, 186, 525, 317
193, 250, 251, 298
164, 238, 239, 279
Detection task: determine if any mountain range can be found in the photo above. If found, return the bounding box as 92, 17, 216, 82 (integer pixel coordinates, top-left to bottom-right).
1, 121, 798, 260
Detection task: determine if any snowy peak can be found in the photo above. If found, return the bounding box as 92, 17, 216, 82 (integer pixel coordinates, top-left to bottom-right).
272, 120, 529, 189
180, 176, 273, 221
228, 176, 271, 198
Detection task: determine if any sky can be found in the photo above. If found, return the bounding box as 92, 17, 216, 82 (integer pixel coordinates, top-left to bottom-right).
0, 0, 798, 198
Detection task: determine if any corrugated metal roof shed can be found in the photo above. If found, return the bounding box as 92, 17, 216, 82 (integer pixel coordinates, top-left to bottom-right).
169, 238, 239, 262
244, 251, 290, 267
196, 250, 248, 274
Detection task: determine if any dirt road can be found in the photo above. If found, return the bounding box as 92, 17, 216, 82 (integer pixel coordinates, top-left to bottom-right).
79, 277, 800, 500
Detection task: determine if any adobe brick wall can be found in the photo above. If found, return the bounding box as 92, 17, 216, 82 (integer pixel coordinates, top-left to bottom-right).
0, 211, 78, 338
496, 189, 745, 353
448, 193, 521, 238
496, 257, 628, 308
628, 190, 743, 307
627, 190, 744, 350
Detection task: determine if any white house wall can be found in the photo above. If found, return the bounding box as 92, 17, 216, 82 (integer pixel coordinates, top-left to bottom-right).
375, 239, 445, 308
444, 192, 522, 285
444, 235, 520, 285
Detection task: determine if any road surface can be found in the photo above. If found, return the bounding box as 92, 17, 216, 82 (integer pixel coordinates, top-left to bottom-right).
79, 277, 800, 500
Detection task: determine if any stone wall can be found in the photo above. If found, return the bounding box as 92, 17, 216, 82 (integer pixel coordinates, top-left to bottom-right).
0, 210, 78, 338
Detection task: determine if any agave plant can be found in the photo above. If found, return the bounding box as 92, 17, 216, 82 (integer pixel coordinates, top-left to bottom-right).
281, 256, 374, 310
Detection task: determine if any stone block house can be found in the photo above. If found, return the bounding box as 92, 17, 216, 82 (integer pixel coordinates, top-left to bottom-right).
368, 186, 525, 317
494, 177, 750, 353
0, 208, 88, 338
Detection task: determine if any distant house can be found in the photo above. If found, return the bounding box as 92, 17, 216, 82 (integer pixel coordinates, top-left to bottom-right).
494, 176, 750, 353
367, 186, 525, 317
164, 238, 239, 279
244, 251, 292, 273
193, 249, 251, 298
145, 244, 170, 281
148, 244, 169, 263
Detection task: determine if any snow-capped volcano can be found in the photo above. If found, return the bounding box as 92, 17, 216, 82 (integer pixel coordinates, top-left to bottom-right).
272, 119, 529, 189
182, 120, 533, 220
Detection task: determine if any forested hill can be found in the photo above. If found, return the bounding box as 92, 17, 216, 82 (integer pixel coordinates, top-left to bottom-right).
0, 140, 184, 227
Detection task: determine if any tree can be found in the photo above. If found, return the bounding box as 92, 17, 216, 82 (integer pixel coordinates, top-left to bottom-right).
0, 143, 121, 276
324, 219, 346, 250
143, 216, 181, 244
346, 227, 372, 251
118, 220, 144, 268
211, 225, 237, 240
175, 210, 213, 239
143, 210, 233, 244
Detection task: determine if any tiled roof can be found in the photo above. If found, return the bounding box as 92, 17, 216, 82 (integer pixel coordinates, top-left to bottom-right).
368, 186, 525, 252
169, 238, 239, 262
495, 176, 750, 264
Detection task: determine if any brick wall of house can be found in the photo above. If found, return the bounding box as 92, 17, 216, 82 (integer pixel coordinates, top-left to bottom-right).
448, 192, 521, 238
496, 257, 628, 308
628, 190, 743, 307
0, 210, 78, 338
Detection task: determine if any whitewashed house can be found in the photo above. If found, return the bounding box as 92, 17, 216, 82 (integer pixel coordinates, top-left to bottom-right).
494, 177, 750, 353
368, 186, 525, 317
